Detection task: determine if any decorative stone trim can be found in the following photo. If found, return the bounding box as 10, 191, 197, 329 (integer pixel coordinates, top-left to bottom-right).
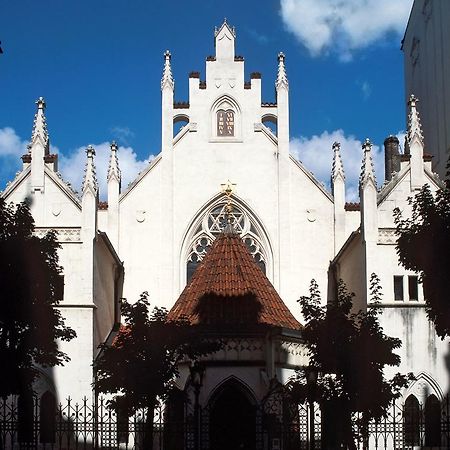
174, 101, 190, 109
378, 228, 397, 245
34, 227, 82, 242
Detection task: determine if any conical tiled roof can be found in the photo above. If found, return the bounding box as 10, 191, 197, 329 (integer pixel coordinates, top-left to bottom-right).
168, 232, 301, 329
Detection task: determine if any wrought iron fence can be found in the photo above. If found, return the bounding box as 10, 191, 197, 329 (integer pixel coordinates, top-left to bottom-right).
0, 395, 449, 450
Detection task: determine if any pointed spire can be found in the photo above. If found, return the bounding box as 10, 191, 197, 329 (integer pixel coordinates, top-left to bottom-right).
332, 142, 345, 182
161, 50, 174, 91
30, 97, 50, 154
406, 94, 424, 149
82, 145, 98, 195
359, 138, 376, 188
214, 18, 236, 38
275, 52, 289, 90
107, 141, 121, 184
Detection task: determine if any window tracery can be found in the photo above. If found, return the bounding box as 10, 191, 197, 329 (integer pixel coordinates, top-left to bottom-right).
186, 203, 267, 281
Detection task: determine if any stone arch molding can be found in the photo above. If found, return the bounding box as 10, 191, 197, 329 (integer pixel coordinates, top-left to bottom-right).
180, 193, 273, 286
404, 372, 444, 404
206, 375, 257, 407
210, 94, 242, 140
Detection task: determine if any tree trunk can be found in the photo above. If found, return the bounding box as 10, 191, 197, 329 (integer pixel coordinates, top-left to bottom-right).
143, 396, 156, 450
343, 406, 357, 450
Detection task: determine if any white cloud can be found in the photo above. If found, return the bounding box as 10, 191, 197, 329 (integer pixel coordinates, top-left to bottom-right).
110, 126, 135, 146
59, 142, 152, 199
0, 127, 28, 157
290, 129, 387, 201
280, 0, 412, 60
0, 127, 28, 186
246, 28, 270, 44
360, 81, 371, 100
0, 126, 151, 198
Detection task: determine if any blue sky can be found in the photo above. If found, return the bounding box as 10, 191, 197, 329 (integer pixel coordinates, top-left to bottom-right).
0, 0, 413, 200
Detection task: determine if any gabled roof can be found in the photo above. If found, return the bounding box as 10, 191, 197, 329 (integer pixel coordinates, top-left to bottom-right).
168, 231, 301, 330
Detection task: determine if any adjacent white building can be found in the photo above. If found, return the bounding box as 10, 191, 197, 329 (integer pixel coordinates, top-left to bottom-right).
403, 0, 450, 178
2, 20, 449, 449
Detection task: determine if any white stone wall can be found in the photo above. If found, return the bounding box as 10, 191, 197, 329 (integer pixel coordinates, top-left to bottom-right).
403, 0, 450, 178
116, 28, 335, 319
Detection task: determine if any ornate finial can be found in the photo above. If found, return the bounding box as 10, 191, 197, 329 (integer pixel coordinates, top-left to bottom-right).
331, 141, 345, 182
276, 52, 288, 90
359, 138, 376, 188
220, 180, 237, 234
406, 93, 424, 150
214, 18, 236, 38
161, 50, 174, 91
36, 97, 46, 110
107, 141, 121, 183
82, 145, 98, 195
30, 96, 50, 154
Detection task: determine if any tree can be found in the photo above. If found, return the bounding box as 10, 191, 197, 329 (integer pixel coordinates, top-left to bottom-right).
94, 292, 220, 448
394, 176, 450, 338
0, 199, 76, 397
288, 274, 411, 450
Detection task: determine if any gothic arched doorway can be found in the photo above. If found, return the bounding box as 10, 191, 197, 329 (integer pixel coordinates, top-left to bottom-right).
209, 380, 257, 450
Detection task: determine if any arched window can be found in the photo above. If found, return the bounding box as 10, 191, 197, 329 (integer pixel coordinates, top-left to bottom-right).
40, 391, 56, 443
211, 96, 241, 140
424, 394, 440, 446
186, 203, 268, 282
404, 394, 421, 446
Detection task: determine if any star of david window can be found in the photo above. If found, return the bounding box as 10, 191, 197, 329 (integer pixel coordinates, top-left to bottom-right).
186, 203, 267, 282
217, 109, 234, 136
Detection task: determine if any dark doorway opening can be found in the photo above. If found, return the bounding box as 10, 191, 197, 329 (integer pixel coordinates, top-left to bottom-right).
209, 381, 256, 450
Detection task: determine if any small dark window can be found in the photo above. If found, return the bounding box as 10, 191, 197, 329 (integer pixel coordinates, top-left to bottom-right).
394, 276, 404, 301
40, 391, 56, 443
187, 256, 201, 283
425, 395, 440, 446
408, 276, 418, 301
404, 395, 421, 446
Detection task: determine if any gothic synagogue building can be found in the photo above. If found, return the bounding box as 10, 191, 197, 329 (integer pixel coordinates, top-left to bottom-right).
2, 21, 449, 448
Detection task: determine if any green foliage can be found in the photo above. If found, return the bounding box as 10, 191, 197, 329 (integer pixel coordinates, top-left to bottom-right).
394, 178, 450, 338
0, 199, 76, 396
95, 292, 220, 413
288, 275, 411, 448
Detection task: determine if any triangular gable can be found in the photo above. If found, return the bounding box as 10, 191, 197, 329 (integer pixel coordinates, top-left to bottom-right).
377, 163, 443, 208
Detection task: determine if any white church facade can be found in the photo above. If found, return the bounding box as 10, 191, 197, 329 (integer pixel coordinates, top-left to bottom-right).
2, 20, 449, 449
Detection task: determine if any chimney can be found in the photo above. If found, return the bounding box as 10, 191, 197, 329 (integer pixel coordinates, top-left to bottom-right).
384, 135, 400, 181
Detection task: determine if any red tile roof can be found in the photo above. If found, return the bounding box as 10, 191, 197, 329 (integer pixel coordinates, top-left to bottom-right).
345, 202, 360, 211
168, 232, 301, 330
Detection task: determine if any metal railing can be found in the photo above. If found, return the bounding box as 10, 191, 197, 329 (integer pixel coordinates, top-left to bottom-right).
0, 395, 449, 450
